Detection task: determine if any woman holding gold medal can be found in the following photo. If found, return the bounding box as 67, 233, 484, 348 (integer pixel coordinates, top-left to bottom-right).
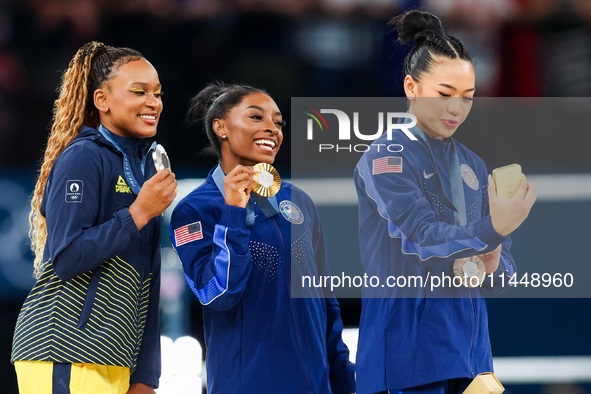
353, 10, 537, 394
171, 82, 355, 394
11, 42, 177, 393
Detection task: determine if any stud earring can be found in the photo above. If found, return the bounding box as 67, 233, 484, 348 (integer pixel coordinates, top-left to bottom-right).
407, 97, 413, 101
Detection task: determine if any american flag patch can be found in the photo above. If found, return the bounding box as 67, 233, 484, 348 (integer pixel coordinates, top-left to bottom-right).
373, 156, 403, 175
174, 221, 203, 247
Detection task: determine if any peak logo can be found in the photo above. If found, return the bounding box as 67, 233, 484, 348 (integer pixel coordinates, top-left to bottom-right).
304, 108, 417, 141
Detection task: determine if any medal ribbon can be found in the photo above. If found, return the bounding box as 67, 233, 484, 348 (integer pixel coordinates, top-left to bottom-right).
401, 119, 476, 284
407, 125, 467, 226
98, 125, 157, 195
212, 164, 279, 227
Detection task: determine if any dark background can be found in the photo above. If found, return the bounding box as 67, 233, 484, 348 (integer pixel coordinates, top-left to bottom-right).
1, 0, 591, 392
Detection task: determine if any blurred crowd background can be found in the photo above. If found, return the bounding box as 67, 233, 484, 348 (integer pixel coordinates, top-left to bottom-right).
4, 0, 591, 169
1, 0, 591, 392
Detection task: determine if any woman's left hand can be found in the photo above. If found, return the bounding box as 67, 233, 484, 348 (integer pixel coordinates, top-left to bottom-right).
477, 244, 502, 275
126, 383, 156, 394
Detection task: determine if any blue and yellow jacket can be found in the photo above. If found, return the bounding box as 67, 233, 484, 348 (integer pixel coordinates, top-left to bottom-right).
354, 125, 516, 393
171, 167, 356, 394
11, 126, 162, 388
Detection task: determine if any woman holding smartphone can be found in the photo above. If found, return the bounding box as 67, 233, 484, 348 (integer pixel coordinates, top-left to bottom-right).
354, 10, 537, 394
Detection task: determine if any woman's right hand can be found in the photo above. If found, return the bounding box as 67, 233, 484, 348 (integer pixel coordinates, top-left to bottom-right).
488, 174, 537, 237
129, 169, 177, 230
223, 165, 256, 208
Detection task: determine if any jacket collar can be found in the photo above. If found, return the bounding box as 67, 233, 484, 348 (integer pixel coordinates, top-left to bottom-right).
77, 126, 150, 156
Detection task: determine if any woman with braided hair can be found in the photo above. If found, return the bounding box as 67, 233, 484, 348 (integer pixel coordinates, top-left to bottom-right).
354, 10, 536, 394
11, 41, 177, 394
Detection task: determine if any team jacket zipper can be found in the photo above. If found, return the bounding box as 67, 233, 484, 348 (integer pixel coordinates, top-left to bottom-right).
271, 214, 316, 394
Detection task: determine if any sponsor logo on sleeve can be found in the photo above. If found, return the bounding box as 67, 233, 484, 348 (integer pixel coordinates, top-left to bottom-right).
65, 180, 83, 203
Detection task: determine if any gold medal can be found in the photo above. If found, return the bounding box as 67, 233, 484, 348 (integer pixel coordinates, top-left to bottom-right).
252, 163, 281, 197
152, 144, 171, 171
453, 256, 486, 288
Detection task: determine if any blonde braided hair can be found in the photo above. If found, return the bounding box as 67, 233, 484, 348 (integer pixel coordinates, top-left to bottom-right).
29, 41, 143, 278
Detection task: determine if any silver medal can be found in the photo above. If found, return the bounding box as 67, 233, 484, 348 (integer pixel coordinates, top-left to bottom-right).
453, 256, 486, 288
152, 144, 171, 172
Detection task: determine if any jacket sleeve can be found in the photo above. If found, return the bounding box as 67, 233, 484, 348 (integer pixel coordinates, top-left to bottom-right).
130, 247, 162, 388
355, 149, 506, 267
171, 196, 252, 311
325, 296, 356, 394
308, 199, 356, 394
43, 143, 141, 281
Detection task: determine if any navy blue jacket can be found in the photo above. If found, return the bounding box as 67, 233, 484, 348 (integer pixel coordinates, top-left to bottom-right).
171, 168, 356, 394
12, 126, 161, 388
354, 126, 515, 393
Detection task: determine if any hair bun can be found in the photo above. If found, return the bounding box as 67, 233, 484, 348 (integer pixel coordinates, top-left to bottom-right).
391, 10, 446, 45
207, 87, 228, 109
187, 81, 226, 123
413, 30, 440, 46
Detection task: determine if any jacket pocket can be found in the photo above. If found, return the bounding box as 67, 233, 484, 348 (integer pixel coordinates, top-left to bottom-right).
77, 267, 103, 329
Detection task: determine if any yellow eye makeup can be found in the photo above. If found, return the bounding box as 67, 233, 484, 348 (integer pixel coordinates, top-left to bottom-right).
129, 87, 163, 97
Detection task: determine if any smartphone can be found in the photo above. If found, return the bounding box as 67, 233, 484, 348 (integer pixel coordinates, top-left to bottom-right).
492, 164, 522, 200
